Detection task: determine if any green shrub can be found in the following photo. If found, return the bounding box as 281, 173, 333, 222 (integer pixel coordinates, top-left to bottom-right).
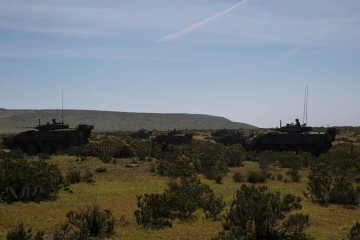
82, 170, 94, 183
37, 153, 50, 160
307, 163, 333, 205
291, 174, 301, 182
201, 192, 225, 220
283, 213, 310, 236
287, 168, 301, 182
52, 222, 82, 240
156, 154, 195, 177
277, 174, 283, 181
95, 167, 107, 173
198, 150, 229, 179
52, 204, 115, 239
213, 185, 311, 240
223, 148, 244, 167
68, 142, 135, 159
134, 193, 173, 229
0, 150, 25, 160
166, 177, 224, 220
246, 171, 266, 183
214, 173, 223, 184
6, 222, 44, 240
330, 176, 359, 205
134, 176, 224, 228
349, 222, 360, 240
233, 171, 244, 183
100, 155, 112, 163
0, 158, 63, 203
66, 171, 81, 184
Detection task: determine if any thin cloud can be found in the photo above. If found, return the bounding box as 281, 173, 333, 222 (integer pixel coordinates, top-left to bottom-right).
158, 0, 251, 42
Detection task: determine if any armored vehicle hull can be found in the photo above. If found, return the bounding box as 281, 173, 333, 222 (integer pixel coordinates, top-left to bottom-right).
242, 120, 338, 156
243, 131, 335, 155
3, 120, 93, 155
131, 129, 152, 139
211, 129, 245, 145
154, 129, 193, 145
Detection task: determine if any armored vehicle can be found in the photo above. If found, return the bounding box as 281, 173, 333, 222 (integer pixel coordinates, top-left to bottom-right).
131, 129, 153, 139
3, 119, 94, 155
211, 129, 245, 145
242, 119, 338, 156
154, 129, 193, 145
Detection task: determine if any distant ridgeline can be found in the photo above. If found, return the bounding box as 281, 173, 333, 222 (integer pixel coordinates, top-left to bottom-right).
0, 109, 256, 134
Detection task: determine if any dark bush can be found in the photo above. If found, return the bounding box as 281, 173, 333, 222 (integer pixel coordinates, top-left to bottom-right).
166, 177, 224, 220
52, 222, 83, 240
246, 171, 266, 183
66, 171, 81, 184
223, 147, 244, 167
82, 170, 94, 183
37, 153, 50, 160
198, 149, 229, 179
307, 163, 333, 205
214, 173, 223, 184
6, 222, 44, 240
233, 171, 244, 183
277, 174, 283, 181
213, 185, 311, 240
201, 192, 225, 220
134, 193, 173, 229
289, 169, 301, 182
330, 176, 359, 205
349, 222, 360, 240
0, 158, 63, 203
0, 150, 25, 160
100, 155, 112, 163
68, 141, 135, 159
155, 154, 195, 177
134, 176, 224, 228
95, 167, 107, 173
52, 204, 115, 239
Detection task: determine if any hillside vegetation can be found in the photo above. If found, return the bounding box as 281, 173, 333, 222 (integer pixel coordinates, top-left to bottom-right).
0, 109, 255, 134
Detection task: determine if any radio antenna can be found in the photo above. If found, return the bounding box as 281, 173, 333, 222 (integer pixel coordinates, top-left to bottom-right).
62, 88, 64, 124
303, 86, 308, 125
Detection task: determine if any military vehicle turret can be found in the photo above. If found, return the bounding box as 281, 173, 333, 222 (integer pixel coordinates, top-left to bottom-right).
154, 129, 193, 145
242, 119, 338, 156
2, 119, 94, 155
131, 129, 153, 139
211, 129, 245, 145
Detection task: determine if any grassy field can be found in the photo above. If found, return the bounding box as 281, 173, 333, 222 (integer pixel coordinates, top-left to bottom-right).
1, 129, 360, 239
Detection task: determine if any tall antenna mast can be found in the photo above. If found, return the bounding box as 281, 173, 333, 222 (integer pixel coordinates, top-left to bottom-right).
62, 88, 64, 123
306, 86, 308, 125
303, 86, 308, 125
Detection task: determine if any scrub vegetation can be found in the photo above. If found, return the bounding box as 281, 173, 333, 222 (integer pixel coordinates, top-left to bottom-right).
0, 127, 359, 239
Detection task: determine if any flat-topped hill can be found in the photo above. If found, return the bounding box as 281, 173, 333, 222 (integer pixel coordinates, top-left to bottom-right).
0, 109, 256, 134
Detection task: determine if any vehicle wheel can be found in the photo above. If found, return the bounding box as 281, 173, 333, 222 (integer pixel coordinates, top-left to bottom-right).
25, 143, 38, 155
13, 144, 25, 152
41, 143, 54, 155
54, 143, 69, 152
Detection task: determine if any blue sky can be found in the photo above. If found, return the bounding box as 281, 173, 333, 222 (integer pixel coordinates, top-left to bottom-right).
0, 0, 359, 127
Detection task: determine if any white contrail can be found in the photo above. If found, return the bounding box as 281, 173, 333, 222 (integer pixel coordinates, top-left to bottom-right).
263, 23, 340, 71
158, 0, 251, 42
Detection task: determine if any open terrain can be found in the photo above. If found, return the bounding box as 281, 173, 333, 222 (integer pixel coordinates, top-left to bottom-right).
0, 127, 360, 239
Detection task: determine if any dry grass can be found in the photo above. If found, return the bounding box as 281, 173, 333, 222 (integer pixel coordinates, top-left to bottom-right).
1, 156, 358, 239
1, 127, 360, 239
